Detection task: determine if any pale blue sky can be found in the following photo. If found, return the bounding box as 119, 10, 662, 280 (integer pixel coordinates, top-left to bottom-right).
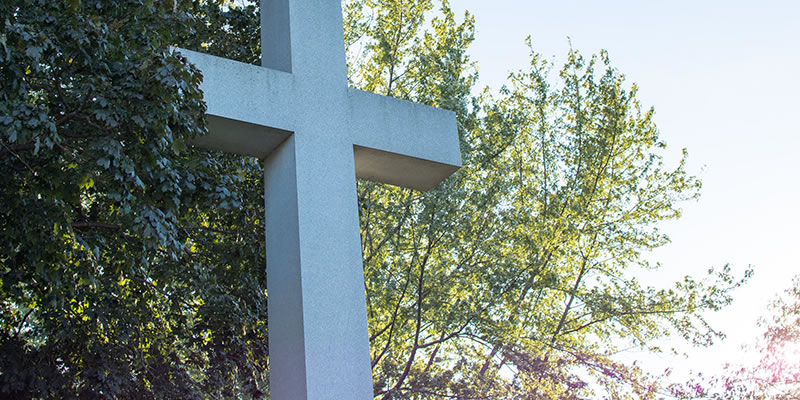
450, 0, 800, 377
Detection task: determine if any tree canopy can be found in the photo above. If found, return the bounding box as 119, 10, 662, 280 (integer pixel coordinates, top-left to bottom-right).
1, 0, 750, 398
2, 1, 267, 397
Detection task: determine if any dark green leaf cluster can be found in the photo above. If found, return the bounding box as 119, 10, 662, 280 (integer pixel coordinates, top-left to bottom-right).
1, 1, 268, 398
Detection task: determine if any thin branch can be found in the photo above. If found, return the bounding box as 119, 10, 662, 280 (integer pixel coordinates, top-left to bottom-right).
0, 142, 37, 174
383, 235, 435, 399
72, 221, 122, 230
14, 308, 35, 339
418, 317, 472, 349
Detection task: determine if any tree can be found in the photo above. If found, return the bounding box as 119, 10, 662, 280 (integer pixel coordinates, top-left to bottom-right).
1, 0, 268, 397
1, 0, 748, 398
346, 1, 748, 398
668, 276, 800, 400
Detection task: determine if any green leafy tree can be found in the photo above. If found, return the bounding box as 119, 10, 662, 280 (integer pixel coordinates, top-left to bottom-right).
346, 1, 749, 398
1, 0, 268, 397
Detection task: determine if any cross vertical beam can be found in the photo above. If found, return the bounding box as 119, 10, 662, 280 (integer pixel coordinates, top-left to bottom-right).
262, 0, 348, 84
264, 133, 374, 399
261, 2, 372, 398
181, 0, 462, 398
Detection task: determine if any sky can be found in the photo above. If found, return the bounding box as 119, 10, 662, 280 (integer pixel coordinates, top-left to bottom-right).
449, 0, 800, 379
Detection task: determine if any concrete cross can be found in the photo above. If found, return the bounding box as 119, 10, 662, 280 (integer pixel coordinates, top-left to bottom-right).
179, 0, 461, 398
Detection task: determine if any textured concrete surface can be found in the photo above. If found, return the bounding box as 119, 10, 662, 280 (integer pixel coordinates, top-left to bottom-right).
179, 0, 462, 398
182, 49, 460, 190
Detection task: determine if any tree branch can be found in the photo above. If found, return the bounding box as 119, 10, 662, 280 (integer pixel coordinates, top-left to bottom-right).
0, 143, 36, 160
72, 221, 122, 230
14, 308, 35, 339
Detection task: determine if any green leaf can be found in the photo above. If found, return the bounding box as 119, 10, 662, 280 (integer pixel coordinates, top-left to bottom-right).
79, 174, 94, 190
25, 45, 42, 60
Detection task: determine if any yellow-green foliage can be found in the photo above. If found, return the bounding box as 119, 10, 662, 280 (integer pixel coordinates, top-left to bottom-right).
349, 2, 747, 399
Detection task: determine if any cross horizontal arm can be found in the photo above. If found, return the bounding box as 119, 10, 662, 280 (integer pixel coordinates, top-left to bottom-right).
181, 49, 294, 159
348, 89, 462, 191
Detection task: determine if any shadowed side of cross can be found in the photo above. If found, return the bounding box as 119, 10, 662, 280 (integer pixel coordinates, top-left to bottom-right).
178, 0, 461, 399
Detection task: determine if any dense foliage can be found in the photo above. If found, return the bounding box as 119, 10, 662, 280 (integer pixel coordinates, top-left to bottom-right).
1, 1, 267, 398
346, 2, 747, 398
1, 0, 751, 398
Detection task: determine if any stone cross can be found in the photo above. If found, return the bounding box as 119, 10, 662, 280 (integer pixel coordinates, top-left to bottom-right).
179, 0, 461, 398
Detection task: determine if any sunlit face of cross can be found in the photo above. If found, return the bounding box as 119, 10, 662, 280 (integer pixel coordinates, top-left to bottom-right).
181, 0, 461, 398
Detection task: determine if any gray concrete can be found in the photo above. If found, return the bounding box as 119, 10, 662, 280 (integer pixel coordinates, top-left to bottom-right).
182, 49, 460, 191
179, 0, 461, 398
